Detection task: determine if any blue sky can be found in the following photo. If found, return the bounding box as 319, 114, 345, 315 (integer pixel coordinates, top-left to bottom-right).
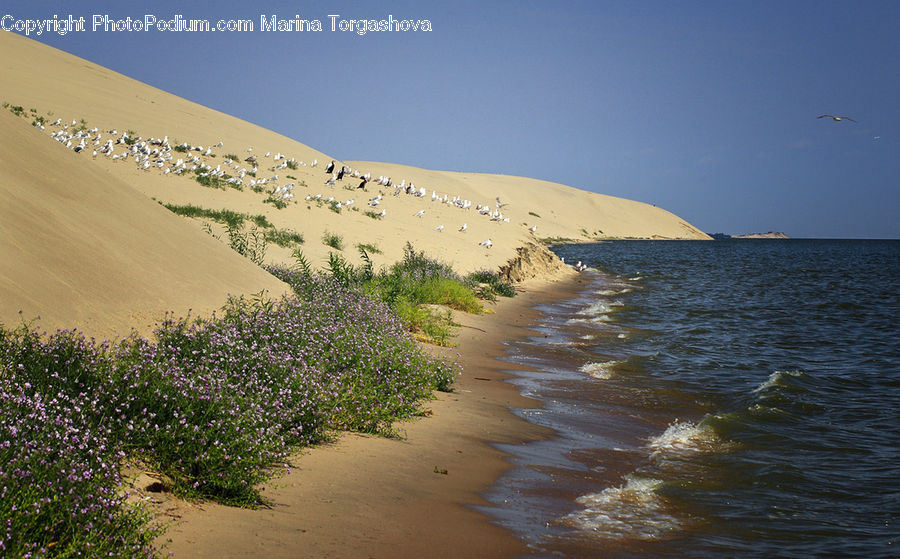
6, 0, 899, 238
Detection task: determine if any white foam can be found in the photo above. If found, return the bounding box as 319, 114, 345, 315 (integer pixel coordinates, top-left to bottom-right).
578, 361, 619, 380
566, 315, 611, 325
647, 420, 725, 459
564, 475, 681, 539
580, 301, 612, 316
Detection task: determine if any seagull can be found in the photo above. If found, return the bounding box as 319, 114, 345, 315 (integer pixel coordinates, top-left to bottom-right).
414, 209, 425, 217
435, 224, 444, 232
459, 223, 468, 232
529, 225, 538, 233
479, 238, 493, 248
496, 197, 508, 209
818, 115, 856, 122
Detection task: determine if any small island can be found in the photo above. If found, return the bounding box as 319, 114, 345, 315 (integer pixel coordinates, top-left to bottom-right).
708, 232, 790, 239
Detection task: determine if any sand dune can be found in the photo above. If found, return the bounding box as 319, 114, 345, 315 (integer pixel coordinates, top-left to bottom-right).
0, 109, 288, 338
1, 30, 708, 337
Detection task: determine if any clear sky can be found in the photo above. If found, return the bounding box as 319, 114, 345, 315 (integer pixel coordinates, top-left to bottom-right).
6, 0, 899, 238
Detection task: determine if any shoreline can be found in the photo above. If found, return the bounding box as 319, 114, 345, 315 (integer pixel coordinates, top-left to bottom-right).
155, 271, 585, 558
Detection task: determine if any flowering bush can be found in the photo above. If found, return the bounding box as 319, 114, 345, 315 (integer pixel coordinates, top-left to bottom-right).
0, 272, 459, 556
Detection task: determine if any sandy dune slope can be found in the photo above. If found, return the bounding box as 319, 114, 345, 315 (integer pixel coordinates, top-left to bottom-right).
0, 30, 708, 337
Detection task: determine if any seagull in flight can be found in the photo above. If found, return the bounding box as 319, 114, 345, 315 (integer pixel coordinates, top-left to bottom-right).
818, 115, 856, 123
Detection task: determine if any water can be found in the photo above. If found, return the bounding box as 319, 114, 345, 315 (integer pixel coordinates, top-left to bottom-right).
482, 240, 900, 558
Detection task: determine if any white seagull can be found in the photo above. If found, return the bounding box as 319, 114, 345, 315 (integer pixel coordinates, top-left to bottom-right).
459, 223, 468, 232
435, 224, 444, 232
479, 238, 493, 248
414, 209, 425, 217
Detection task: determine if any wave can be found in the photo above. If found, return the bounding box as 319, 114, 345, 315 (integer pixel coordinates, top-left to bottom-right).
753, 369, 807, 394
563, 475, 681, 540
578, 361, 620, 380
648, 419, 731, 459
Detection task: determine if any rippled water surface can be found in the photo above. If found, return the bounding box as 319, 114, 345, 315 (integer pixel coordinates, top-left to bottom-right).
483, 240, 899, 558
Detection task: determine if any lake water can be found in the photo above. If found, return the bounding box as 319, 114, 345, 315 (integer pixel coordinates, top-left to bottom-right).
483, 239, 899, 558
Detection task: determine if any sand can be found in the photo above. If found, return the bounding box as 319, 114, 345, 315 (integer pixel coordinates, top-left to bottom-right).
1, 30, 712, 557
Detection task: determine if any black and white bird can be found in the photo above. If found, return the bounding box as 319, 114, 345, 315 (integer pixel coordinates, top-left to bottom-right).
336, 167, 345, 181
818, 115, 856, 123
357, 177, 368, 190
325, 160, 335, 173
479, 238, 493, 248
459, 223, 468, 232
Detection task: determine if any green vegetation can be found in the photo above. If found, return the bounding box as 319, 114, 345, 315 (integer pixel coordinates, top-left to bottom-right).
539, 236, 576, 245
227, 224, 267, 265
1, 266, 459, 554
263, 195, 288, 209
322, 230, 344, 250
286, 160, 298, 170
265, 228, 305, 248
162, 202, 271, 229
465, 269, 517, 299
224, 153, 241, 161
356, 242, 382, 254
364, 210, 384, 220
529, 211, 541, 218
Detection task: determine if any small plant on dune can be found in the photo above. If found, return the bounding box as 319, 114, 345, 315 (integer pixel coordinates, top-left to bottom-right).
328, 201, 342, 214
529, 211, 541, 218
322, 230, 344, 250
465, 270, 516, 299
286, 160, 298, 170
364, 210, 384, 220
263, 195, 288, 209
291, 249, 313, 279
224, 153, 241, 161
357, 243, 382, 255
173, 144, 189, 153
227, 223, 268, 265
265, 228, 304, 248
163, 203, 246, 228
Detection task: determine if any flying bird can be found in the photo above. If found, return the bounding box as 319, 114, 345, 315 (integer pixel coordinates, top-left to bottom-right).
818, 115, 856, 122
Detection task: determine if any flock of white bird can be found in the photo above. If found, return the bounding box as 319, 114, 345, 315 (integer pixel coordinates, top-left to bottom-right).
38, 119, 562, 257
